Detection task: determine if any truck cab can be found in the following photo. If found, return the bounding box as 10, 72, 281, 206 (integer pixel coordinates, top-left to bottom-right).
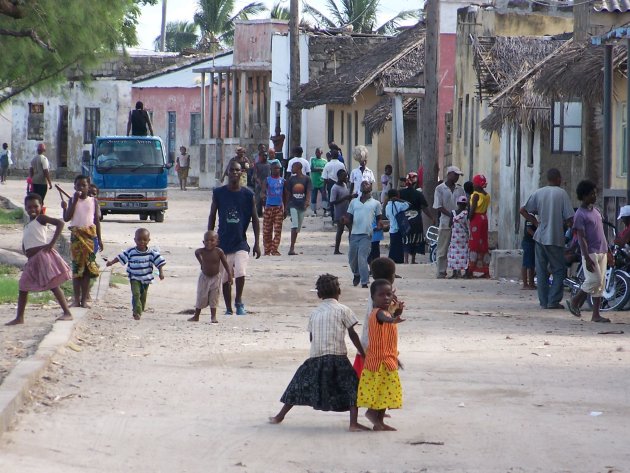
85, 136, 169, 222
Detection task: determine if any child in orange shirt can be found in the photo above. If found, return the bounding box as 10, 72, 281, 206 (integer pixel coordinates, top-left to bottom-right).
357, 279, 405, 431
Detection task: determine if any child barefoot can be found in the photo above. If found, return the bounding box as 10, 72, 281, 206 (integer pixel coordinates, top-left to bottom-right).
106, 228, 165, 320
189, 230, 233, 323
62, 175, 102, 307
6, 193, 73, 325
357, 279, 405, 431
269, 274, 370, 431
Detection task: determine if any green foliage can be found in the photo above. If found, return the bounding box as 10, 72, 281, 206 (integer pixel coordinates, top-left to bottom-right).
0, 274, 52, 304
0, 264, 20, 276
194, 0, 267, 50
303, 0, 421, 35
270, 1, 290, 20
109, 273, 129, 287
0, 208, 23, 225
154, 20, 199, 52
0, 0, 155, 105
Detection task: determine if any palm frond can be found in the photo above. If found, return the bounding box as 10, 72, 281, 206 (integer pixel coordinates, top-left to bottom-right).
302, 3, 336, 28
375, 9, 421, 35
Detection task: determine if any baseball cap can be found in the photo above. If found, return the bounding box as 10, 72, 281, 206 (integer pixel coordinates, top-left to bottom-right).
457, 196, 468, 204
618, 205, 630, 220
446, 165, 463, 175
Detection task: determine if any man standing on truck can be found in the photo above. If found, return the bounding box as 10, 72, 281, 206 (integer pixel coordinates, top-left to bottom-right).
208, 161, 261, 316
126, 101, 154, 136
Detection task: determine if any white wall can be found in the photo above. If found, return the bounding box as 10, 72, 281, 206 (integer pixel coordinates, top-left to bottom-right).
11, 79, 131, 172
0, 102, 12, 150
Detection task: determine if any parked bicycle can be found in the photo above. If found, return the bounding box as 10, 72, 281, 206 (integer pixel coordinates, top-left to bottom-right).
426, 225, 439, 263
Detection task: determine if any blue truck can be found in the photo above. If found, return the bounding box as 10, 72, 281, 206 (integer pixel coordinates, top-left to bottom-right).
84, 136, 169, 222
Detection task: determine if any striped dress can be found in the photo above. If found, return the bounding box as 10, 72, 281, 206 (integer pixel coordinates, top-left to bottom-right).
357, 308, 403, 410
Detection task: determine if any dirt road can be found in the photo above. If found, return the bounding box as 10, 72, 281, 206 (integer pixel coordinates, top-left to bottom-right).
1, 180, 629, 472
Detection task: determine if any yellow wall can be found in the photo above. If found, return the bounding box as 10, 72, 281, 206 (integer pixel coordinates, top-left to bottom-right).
326, 86, 392, 177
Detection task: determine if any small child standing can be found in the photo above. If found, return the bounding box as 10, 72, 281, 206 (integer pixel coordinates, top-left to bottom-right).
447, 195, 469, 278
269, 274, 369, 431
189, 231, 233, 323
521, 219, 537, 290
380, 164, 393, 204
62, 175, 102, 307
6, 193, 73, 325
357, 279, 405, 431
106, 228, 165, 320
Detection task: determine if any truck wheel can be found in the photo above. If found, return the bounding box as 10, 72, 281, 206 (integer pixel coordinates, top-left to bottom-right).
140, 213, 148, 221
155, 211, 165, 223
99, 211, 106, 222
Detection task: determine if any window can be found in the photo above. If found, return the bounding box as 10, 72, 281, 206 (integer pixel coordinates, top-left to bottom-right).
27, 103, 44, 140
365, 110, 372, 145
475, 99, 480, 147
167, 111, 176, 161
620, 102, 628, 176
505, 126, 512, 167
354, 110, 358, 146
457, 98, 463, 139
528, 127, 535, 167
327, 110, 335, 143
341, 111, 345, 144
84, 107, 100, 144
190, 113, 201, 146
552, 101, 582, 153
463, 95, 469, 150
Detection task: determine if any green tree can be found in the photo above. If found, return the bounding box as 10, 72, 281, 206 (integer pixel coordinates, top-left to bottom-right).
194, 0, 267, 51
270, 1, 290, 20
154, 21, 199, 52
0, 0, 155, 105
303, 0, 420, 35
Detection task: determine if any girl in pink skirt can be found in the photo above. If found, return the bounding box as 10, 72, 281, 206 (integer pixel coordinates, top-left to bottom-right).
6, 193, 73, 325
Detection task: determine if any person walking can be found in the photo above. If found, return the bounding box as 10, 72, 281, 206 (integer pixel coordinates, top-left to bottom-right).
0, 143, 12, 184
433, 166, 465, 278
29, 143, 53, 203
399, 172, 434, 264
345, 181, 382, 288
176, 146, 191, 191
322, 149, 346, 220
309, 148, 328, 216
126, 101, 154, 136
348, 146, 375, 196
208, 161, 261, 316
520, 168, 575, 310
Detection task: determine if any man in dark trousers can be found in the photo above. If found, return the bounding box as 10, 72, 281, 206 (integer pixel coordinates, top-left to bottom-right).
209, 161, 261, 316
127, 101, 154, 136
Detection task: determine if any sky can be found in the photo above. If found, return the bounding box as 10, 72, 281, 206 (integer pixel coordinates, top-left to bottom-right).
136, 0, 417, 51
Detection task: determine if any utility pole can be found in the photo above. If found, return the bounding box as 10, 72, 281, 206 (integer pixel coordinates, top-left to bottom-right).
288, 0, 302, 151
159, 0, 167, 52
421, 0, 439, 205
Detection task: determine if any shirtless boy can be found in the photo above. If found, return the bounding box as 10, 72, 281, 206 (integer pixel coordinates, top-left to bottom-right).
189, 230, 233, 323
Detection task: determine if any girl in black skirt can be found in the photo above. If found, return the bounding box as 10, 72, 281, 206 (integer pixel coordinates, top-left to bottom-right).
269, 274, 370, 431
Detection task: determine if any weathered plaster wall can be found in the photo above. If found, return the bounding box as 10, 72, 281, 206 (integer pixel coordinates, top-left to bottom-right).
11, 79, 131, 173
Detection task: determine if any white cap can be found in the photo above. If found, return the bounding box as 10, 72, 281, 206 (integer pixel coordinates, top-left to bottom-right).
446, 165, 463, 175
618, 205, 630, 220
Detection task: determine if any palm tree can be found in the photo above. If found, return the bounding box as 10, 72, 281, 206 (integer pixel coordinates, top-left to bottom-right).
194, 0, 267, 51
270, 1, 290, 20
154, 21, 199, 52
303, 0, 420, 35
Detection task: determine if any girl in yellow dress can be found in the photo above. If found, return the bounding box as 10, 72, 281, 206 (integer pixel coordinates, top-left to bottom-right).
357, 279, 405, 431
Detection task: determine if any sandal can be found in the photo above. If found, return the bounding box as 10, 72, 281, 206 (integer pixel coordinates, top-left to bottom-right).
592, 316, 611, 323
565, 299, 581, 318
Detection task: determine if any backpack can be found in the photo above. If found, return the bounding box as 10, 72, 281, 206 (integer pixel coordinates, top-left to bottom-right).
393, 201, 411, 236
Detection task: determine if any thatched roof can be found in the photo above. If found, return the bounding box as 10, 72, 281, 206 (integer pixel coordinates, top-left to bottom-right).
533, 41, 628, 103
288, 23, 425, 109
363, 97, 418, 135
475, 35, 570, 134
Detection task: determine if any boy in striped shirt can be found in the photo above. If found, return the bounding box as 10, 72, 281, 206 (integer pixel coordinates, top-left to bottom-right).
106, 228, 165, 320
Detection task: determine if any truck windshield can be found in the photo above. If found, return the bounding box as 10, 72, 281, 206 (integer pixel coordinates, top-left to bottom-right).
95, 139, 165, 173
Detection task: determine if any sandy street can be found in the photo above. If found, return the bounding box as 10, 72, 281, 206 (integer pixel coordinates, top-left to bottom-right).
1, 180, 630, 472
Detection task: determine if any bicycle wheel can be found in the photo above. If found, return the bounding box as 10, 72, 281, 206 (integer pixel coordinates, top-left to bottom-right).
429, 244, 437, 263
590, 272, 630, 312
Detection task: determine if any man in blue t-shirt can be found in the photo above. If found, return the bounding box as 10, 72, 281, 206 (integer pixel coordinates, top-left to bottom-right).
209, 161, 261, 316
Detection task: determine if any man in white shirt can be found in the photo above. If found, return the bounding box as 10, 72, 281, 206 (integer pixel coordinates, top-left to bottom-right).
433, 165, 466, 278
348, 154, 375, 196
322, 149, 346, 218
287, 146, 310, 176
29, 143, 53, 202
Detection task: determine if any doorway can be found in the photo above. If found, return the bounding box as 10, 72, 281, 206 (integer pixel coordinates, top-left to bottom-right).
167, 111, 176, 163
58, 106, 68, 168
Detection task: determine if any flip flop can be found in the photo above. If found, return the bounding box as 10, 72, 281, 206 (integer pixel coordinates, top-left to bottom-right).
565, 299, 581, 318
592, 316, 611, 323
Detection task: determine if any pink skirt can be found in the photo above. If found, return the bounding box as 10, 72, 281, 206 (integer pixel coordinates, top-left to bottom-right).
19, 248, 72, 292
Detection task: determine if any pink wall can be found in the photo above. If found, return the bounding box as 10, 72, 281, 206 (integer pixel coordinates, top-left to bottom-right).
438, 33, 457, 169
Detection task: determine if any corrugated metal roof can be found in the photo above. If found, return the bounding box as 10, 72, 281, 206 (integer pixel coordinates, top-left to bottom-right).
133, 53, 233, 88
594, 0, 630, 12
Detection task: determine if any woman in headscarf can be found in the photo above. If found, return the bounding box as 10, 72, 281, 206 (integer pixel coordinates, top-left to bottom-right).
398, 172, 434, 264
468, 174, 491, 278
